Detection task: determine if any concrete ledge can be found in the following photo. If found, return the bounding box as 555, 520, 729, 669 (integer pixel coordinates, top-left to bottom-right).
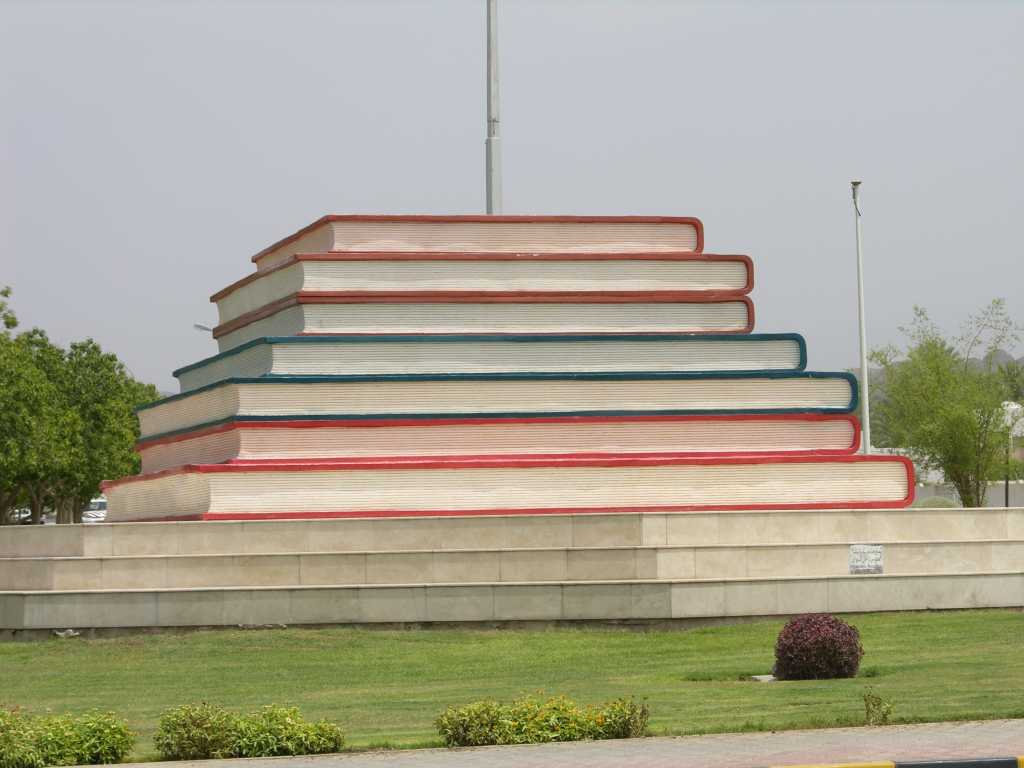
2, 539, 1022, 591
2, 508, 1021, 558
2, 571, 1022, 630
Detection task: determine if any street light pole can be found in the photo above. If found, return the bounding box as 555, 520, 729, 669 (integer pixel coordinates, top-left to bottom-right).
485, 0, 502, 214
852, 181, 871, 454
1008, 427, 1012, 508
1005, 401, 1023, 508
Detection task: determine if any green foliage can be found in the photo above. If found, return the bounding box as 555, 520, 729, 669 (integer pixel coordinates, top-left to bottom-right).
0, 708, 42, 768
152, 703, 239, 761
232, 705, 345, 758
911, 496, 959, 508
1000, 360, 1024, 403
590, 697, 650, 739
0, 288, 158, 525
434, 700, 503, 747
0, 708, 134, 768
435, 694, 648, 747
1005, 458, 1024, 481
870, 300, 1022, 507
862, 687, 895, 726
153, 704, 344, 760
0, 286, 16, 333
499, 694, 596, 744
60, 711, 134, 765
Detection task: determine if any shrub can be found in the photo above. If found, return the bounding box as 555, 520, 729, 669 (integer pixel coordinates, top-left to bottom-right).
436, 694, 648, 747
295, 719, 347, 756
862, 687, 895, 725
501, 695, 594, 744
774, 613, 864, 680
592, 697, 649, 739
155, 703, 344, 760
434, 700, 504, 748
0, 708, 42, 768
0, 708, 134, 768
232, 706, 344, 758
153, 703, 239, 761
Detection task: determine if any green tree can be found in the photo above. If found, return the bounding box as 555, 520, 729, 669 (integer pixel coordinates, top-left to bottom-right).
1000, 359, 1024, 403
0, 335, 36, 523
0, 288, 158, 525
60, 339, 159, 522
0, 285, 17, 332
3, 329, 84, 525
870, 300, 1022, 507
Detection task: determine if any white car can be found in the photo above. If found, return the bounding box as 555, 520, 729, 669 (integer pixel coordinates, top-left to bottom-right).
82, 497, 108, 523
12, 508, 33, 525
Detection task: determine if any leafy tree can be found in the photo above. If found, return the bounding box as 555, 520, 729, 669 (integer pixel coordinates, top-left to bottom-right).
1, 329, 84, 525
0, 288, 158, 525
870, 300, 1022, 507
1000, 360, 1024, 403
60, 339, 159, 522
0, 285, 17, 332
0, 335, 37, 523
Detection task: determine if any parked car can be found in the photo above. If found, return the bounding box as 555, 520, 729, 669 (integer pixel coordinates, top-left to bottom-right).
13, 508, 33, 525
82, 497, 107, 523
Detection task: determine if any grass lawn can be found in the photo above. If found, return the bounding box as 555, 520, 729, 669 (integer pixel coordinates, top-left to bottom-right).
2, 609, 1022, 759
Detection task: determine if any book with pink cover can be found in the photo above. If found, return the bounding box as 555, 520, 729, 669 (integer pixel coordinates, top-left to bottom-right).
250, 215, 704, 271
135, 413, 861, 475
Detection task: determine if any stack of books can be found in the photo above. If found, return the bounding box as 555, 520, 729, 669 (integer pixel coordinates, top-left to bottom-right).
105, 215, 913, 521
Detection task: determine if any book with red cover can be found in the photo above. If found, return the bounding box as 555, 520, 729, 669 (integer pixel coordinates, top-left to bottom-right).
103, 452, 914, 522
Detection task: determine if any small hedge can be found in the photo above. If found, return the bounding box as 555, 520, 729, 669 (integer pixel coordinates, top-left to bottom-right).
153, 703, 344, 760
774, 613, 864, 680
232, 705, 346, 758
435, 694, 648, 747
151, 703, 238, 761
0, 708, 134, 768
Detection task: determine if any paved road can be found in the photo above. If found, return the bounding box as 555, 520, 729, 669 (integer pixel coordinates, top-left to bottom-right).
138, 719, 1024, 768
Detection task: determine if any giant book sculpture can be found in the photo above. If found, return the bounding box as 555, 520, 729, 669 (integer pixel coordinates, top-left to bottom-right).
103, 214, 913, 521
213, 252, 753, 322
105, 454, 913, 522
135, 371, 859, 440
211, 294, 756, 349
174, 333, 805, 392
135, 414, 862, 475
250, 215, 704, 270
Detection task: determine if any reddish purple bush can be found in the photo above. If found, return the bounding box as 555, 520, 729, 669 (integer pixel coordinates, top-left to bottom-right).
773, 613, 864, 680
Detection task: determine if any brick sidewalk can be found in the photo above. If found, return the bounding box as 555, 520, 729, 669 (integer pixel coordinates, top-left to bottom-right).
142, 719, 1024, 768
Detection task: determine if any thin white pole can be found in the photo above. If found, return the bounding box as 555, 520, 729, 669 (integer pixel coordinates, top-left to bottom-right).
852, 181, 871, 454
485, 0, 502, 214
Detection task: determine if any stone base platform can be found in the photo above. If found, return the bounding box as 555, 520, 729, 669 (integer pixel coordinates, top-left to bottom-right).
1, 508, 1022, 632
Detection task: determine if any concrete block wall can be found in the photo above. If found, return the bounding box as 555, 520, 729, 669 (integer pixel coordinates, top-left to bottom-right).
4, 507, 1023, 558
1, 508, 1022, 631
3, 540, 1024, 592
2, 573, 1022, 631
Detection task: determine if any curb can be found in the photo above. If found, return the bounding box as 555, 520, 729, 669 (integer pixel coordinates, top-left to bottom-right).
773, 759, 1024, 768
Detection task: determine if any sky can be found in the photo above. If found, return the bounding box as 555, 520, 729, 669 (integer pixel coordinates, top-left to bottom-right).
1, 0, 1022, 392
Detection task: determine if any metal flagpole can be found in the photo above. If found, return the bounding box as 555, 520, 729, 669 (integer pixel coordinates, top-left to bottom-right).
852, 181, 871, 454
485, 0, 502, 214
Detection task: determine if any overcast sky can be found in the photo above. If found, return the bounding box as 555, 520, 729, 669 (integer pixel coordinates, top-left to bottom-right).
2, 0, 1021, 391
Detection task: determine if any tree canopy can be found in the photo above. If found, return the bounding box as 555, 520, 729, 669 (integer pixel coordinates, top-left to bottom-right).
870, 299, 1022, 507
0, 287, 158, 524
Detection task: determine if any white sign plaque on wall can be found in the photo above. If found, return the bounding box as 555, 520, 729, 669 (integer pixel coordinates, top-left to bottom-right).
849, 543, 884, 575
